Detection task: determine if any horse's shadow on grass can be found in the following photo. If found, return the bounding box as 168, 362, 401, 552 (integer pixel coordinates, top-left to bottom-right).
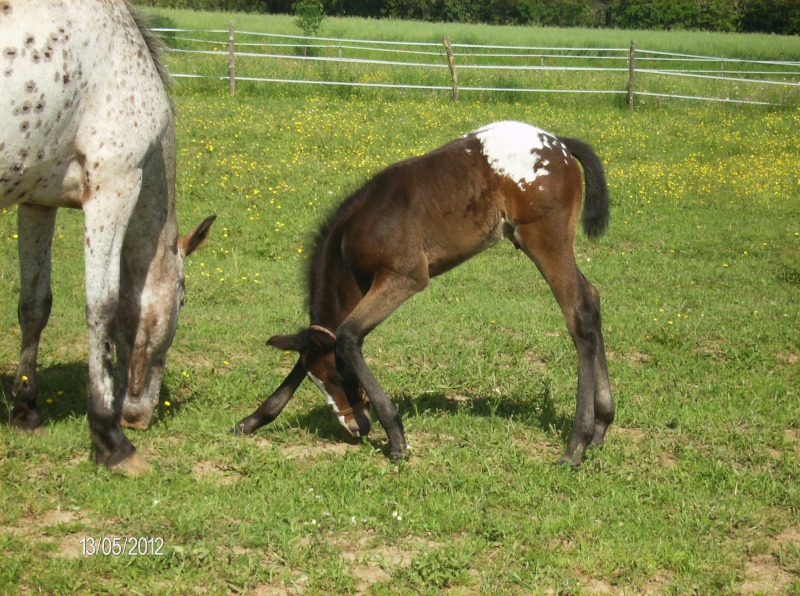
285, 387, 574, 456
2, 364, 571, 459
1, 363, 177, 428
1, 363, 88, 427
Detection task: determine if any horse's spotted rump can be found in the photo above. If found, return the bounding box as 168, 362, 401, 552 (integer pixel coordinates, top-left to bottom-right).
471, 121, 571, 190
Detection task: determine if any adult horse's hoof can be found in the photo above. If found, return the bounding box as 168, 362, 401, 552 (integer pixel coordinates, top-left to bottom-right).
121, 416, 152, 431
108, 452, 151, 476
11, 406, 44, 433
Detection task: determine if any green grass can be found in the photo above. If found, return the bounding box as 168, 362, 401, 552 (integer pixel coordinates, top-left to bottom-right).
1, 11, 800, 595
148, 8, 800, 60
148, 8, 800, 107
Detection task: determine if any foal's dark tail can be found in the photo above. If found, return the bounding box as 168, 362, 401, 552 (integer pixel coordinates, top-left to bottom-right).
560, 137, 610, 240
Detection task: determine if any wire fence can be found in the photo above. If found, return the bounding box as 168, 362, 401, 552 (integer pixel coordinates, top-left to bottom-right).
155, 26, 800, 107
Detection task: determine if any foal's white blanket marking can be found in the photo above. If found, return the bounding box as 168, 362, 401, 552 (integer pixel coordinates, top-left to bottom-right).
472, 121, 568, 190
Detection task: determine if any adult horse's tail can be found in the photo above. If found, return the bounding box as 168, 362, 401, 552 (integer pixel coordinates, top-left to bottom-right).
560, 137, 610, 240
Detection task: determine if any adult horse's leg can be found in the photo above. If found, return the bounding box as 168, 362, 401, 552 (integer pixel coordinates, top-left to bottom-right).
11, 204, 57, 432
513, 220, 612, 467
335, 269, 427, 461
234, 360, 307, 435
83, 175, 148, 475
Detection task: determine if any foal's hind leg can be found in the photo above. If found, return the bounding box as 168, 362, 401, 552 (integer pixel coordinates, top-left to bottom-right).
513, 222, 612, 467
11, 205, 57, 432
336, 269, 428, 461
583, 275, 614, 448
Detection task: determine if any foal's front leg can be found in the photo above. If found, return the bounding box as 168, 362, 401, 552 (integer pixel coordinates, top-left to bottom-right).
335, 270, 427, 461
11, 205, 57, 432
235, 360, 307, 435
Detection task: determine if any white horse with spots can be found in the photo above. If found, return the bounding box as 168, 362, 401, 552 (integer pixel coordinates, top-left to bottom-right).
1, 0, 215, 474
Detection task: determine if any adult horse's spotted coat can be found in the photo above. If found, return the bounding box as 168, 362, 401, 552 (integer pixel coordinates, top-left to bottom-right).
237, 121, 614, 467
1, 0, 214, 474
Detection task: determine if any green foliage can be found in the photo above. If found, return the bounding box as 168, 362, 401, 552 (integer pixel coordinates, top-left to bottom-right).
740, 0, 800, 35
609, 0, 740, 31
138, 0, 800, 33
137, 0, 294, 13
294, 0, 325, 37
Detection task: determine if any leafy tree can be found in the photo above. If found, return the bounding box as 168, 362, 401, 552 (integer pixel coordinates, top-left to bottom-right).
609, 0, 739, 31
139, 0, 800, 34
294, 0, 325, 36
740, 0, 800, 34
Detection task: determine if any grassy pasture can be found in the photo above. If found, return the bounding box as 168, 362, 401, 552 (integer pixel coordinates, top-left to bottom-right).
1, 10, 800, 595
152, 9, 800, 107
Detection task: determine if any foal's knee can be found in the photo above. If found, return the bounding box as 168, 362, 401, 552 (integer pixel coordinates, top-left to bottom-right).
334, 331, 360, 378
333, 331, 370, 419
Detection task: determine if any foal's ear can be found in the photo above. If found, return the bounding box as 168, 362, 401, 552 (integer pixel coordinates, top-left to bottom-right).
179, 215, 217, 257
266, 332, 310, 352
266, 327, 336, 353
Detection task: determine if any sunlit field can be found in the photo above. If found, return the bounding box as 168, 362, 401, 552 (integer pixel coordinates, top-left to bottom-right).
1, 10, 799, 594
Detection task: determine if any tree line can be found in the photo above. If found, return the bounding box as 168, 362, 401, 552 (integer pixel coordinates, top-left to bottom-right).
140, 0, 800, 35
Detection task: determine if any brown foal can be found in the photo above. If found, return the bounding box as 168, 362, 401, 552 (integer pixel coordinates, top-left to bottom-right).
236, 121, 613, 467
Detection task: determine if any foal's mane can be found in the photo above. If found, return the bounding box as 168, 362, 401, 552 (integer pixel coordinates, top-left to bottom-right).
304, 184, 370, 314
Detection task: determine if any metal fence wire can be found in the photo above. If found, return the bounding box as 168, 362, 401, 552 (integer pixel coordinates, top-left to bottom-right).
155, 25, 800, 106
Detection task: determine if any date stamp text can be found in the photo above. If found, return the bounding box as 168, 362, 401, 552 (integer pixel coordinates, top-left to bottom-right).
79, 536, 165, 557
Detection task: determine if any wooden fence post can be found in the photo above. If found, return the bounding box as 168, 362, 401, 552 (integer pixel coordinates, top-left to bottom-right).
443, 36, 458, 101
228, 20, 236, 97
627, 39, 636, 109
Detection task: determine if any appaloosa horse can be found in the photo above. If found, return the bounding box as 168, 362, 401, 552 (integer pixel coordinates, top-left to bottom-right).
1, 0, 215, 474
236, 121, 613, 467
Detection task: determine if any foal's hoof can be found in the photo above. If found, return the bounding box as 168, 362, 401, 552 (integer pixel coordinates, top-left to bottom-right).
389, 449, 410, 464
107, 452, 151, 477
233, 417, 258, 436
557, 456, 581, 469
557, 449, 586, 469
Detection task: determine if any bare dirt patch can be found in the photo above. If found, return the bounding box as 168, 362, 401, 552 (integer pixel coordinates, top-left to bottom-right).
739, 525, 800, 593
612, 426, 646, 444
607, 350, 651, 364
523, 349, 548, 373
192, 460, 239, 484
248, 436, 359, 460
246, 532, 441, 594
336, 532, 441, 593
785, 429, 800, 455
2, 507, 93, 559
740, 556, 794, 594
